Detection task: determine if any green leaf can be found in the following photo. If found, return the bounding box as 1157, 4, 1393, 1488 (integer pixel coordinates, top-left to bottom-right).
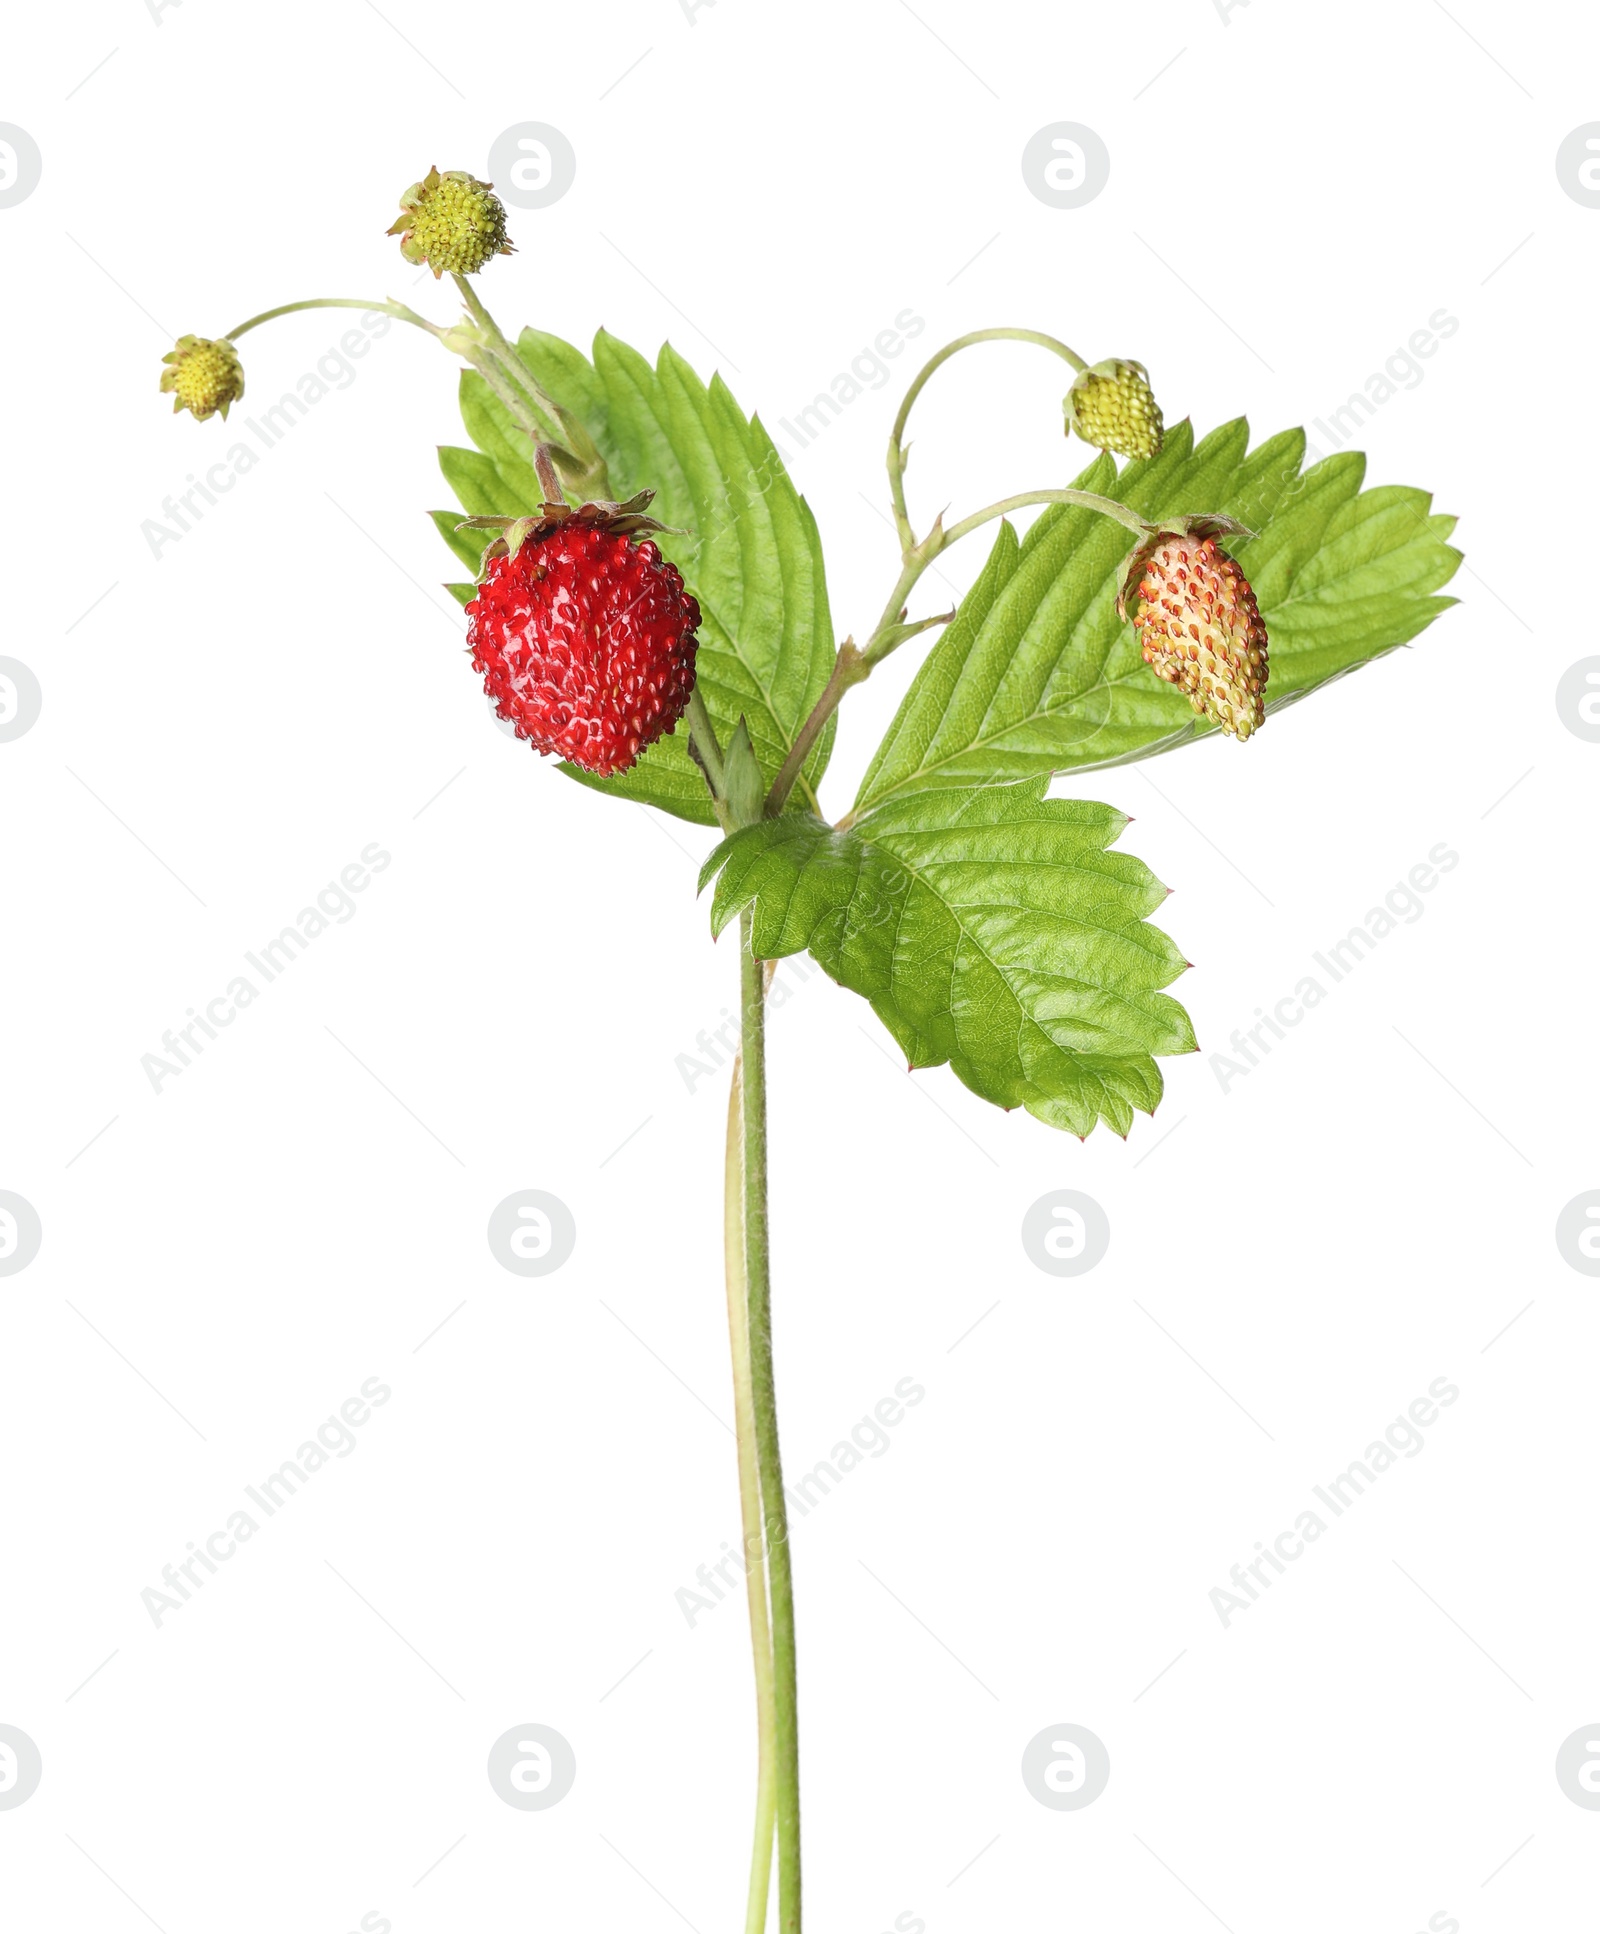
437, 444, 519, 517
700, 779, 1195, 1138
429, 443, 533, 600
435, 334, 839, 827
858, 420, 1461, 809
429, 507, 490, 578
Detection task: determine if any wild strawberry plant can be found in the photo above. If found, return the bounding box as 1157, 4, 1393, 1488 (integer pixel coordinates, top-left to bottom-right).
160, 165, 1461, 1932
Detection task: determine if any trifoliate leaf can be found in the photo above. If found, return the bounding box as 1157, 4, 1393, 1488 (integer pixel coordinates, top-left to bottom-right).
858, 420, 1460, 809
700, 779, 1195, 1138
434, 333, 838, 826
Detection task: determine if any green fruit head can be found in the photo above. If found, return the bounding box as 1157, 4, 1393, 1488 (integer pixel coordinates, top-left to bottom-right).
159, 335, 246, 422
387, 166, 513, 278
1064, 358, 1164, 460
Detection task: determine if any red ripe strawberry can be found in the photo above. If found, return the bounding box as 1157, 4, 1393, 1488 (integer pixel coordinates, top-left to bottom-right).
464, 495, 701, 776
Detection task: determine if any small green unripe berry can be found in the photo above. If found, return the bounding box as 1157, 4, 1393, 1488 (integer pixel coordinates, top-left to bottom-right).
387, 166, 513, 278
1064, 358, 1164, 461
160, 335, 246, 422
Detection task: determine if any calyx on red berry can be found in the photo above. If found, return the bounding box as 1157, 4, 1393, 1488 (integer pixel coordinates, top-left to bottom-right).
459, 488, 675, 564
1117, 516, 1269, 742
462, 492, 702, 778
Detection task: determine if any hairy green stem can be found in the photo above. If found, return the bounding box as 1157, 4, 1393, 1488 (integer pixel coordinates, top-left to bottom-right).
223, 296, 444, 341
483, 339, 565, 446
452, 276, 611, 495
765, 642, 866, 817
451, 275, 564, 438
725, 1053, 778, 1934
532, 443, 565, 505
859, 540, 943, 669
464, 347, 554, 444
222, 292, 541, 450
222, 289, 611, 494
887, 326, 1088, 550
740, 914, 801, 1932
686, 689, 735, 832
943, 486, 1149, 548
222, 291, 557, 449
768, 482, 1146, 816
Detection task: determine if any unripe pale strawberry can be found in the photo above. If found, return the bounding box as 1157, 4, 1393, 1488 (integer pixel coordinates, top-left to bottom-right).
160, 335, 245, 421
462, 494, 700, 776
1064, 358, 1164, 460
1118, 518, 1268, 740
387, 166, 513, 278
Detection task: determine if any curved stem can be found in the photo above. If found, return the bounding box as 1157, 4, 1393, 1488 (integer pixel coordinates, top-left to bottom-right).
862, 487, 1144, 667
725, 1055, 778, 1934
740, 913, 801, 1932
224, 296, 444, 341
221, 293, 553, 453
943, 486, 1149, 550
222, 292, 552, 453
888, 327, 1088, 550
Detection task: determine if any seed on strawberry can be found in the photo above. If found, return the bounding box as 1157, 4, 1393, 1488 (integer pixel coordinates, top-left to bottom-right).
1064, 358, 1164, 460
387, 166, 513, 278
464, 498, 700, 776
160, 334, 245, 422
1117, 519, 1268, 740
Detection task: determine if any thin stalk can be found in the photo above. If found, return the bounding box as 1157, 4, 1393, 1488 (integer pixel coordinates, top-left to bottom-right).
452, 274, 565, 442
888, 326, 1088, 550
686, 689, 735, 833
767, 483, 1148, 815
220, 292, 580, 474
943, 486, 1149, 549
765, 642, 865, 816
687, 688, 726, 793
740, 912, 801, 1932
453, 275, 611, 495
221, 293, 554, 448
532, 444, 565, 505
724, 1054, 778, 1934
223, 296, 444, 341
859, 543, 941, 669
465, 347, 553, 443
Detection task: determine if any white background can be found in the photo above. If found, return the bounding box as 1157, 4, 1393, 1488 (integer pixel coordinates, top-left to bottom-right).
1, 2, 1593, 1930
